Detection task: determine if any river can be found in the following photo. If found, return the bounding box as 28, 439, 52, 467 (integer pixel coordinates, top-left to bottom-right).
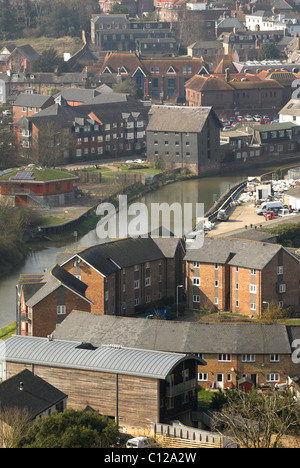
0, 170, 263, 328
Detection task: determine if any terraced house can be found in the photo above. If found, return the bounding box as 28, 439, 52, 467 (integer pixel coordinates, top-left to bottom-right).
185, 238, 300, 317
52, 313, 300, 391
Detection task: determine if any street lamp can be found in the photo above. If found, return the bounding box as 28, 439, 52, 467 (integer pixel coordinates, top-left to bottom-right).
176, 284, 183, 319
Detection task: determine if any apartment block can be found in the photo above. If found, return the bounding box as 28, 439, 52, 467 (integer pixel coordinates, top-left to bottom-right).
185, 238, 300, 317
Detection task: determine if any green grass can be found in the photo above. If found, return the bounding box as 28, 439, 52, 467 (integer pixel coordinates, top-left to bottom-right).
198, 388, 215, 407
0, 322, 16, 341
0, 167, 76, 181
40, 216, 70, 226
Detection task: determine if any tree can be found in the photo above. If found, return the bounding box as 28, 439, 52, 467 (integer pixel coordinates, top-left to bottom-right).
258, 43, 280, 61
0, 407, 31, 448
16, 409, 119, 448
114, 78, 143, 99
109, 3, 129, 14
32, 48, 65, 73
0, 0, 16, 39
212, 389, 300, 448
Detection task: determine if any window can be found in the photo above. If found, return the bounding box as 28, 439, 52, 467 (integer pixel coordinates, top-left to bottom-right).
251, 269, 256, 275
214, 297, 218, 305
134, 280, 140, 289
193, 295, 200, 303
57, 305, 66, 315
279, 283, 286, 293
193, 261, 200, 268
192, 277, 200, 286
215, 280, 218, 287
250, 284, 257, 293
218, 354, 231, 362
236, 283, 239, 290
242, 354, 256, 362
266, 373, 279, 382
145, 277, 151, 287
134, 298, 139, 306
270, 354, 279, 362
277, 266, 283, 275
215, 264, 218, 270
198, 373, 208, 381
236, 300, 239, 307
250, 303, 256, 311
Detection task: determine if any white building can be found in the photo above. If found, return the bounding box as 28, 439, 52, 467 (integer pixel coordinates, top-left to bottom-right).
279, 99, 300, 125
245, 11, 300, 35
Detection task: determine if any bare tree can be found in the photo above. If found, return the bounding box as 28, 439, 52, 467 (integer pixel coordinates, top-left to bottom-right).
211, 389, 300, 448
0, 407, 31, 448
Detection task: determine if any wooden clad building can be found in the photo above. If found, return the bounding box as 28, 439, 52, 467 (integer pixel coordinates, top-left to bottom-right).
0, 335, 204, 430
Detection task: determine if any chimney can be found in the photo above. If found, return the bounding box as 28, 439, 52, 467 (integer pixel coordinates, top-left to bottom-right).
225, 68, 230, 82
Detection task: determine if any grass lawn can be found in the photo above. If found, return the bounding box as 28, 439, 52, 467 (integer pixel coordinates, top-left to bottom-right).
198, 388, 215, 407
0, 322, 16, 341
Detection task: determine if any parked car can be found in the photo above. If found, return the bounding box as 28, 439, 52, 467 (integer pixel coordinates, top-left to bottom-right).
253, 115, 261, 122
260, 118, 270, 124
244, 115, 253, 121
222, 126, 232, 131
231, 121, 238, 127
236, 115, 243, 121
126, 437, 160, 448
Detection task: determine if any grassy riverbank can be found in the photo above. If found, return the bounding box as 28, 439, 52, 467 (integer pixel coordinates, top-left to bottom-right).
0, 322, 16, 341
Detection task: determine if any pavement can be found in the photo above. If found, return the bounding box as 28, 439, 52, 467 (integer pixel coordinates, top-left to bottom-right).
207, 202, 300, 239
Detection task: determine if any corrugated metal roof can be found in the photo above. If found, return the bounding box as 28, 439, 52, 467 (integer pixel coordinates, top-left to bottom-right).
0, 335, 198, 379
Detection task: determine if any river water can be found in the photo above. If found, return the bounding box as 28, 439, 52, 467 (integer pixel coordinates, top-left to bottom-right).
0, 171, 261, 328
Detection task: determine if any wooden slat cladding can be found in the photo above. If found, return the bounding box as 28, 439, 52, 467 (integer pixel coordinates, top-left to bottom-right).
5, 362, 160, 429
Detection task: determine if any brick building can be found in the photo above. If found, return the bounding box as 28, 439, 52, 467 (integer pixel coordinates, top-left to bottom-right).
52, 312, 300, 390
89, 51, 208, 102
60, 236, 185, 317
13, 94, 150, 162
184, 238, 300, 317
185, 71, 285, 114
17, 265, 92, 338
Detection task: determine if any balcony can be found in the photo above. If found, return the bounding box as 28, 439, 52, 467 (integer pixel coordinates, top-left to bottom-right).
165, 378, 197, 397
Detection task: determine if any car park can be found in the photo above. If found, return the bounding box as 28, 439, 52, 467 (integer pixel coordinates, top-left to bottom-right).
222, 126, 232, 131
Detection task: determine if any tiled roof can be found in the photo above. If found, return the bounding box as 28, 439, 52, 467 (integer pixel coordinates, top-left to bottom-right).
146, 105, 222, 133
52, 311, 293, 355
0, 369, 67, 419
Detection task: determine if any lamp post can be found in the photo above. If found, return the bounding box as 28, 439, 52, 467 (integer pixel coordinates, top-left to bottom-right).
176, 284, 183, 319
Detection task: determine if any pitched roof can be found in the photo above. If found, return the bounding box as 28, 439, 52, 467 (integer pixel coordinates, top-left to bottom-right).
0, 369, 67, 420
13, 94, 55, 108
214, 56, 238, 74
65, 237, 175, 277
0, 335, 202, 380
279, 99, 300, 116
23, 264, 91, 308
184, 237, 288, 270
52, 312, 293, 355
146, 105, 222, 133
185, 75, 233, 92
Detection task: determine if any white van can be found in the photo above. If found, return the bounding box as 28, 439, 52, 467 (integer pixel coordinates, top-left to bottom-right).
126, 437, 159, 448
256, 201, 283, 215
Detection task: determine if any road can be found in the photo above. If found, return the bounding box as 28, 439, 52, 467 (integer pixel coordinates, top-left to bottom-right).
207, 202, 300, 238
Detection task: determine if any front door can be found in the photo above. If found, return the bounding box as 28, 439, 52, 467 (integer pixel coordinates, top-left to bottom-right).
216, 373, 223, 389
